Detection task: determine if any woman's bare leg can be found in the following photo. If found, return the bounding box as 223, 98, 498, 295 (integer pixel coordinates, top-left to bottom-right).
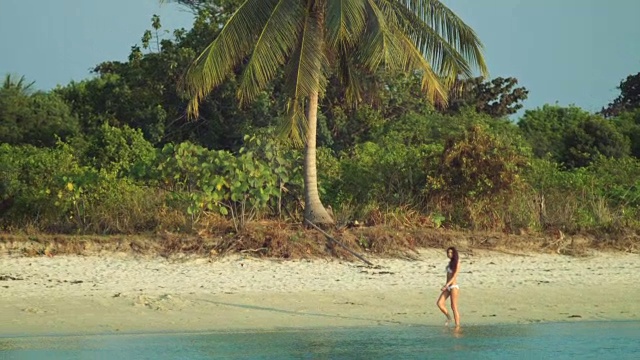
436, 290, 451, 325
450, 288, 460, 327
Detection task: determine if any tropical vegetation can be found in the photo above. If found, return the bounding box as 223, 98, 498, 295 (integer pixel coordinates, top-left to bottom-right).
1, 1, 639, 257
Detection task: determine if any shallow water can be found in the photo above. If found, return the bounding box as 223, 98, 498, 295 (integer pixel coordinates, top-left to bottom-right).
1, 321, 639, 359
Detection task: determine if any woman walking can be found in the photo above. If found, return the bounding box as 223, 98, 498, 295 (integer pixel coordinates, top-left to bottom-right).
436, 247, 460, 327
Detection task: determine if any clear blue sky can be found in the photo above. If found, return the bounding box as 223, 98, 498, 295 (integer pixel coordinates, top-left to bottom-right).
1, 0, 639, 118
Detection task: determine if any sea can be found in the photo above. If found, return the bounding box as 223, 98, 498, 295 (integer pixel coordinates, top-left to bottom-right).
1, 321, 638, 359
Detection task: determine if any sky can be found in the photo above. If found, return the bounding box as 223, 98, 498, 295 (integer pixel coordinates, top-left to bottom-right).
1, 0, 639, 119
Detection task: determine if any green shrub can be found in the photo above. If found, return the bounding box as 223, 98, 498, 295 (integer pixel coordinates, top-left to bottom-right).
155, 137, 294, 230
424, 124, 530, 229
0, 144, 79, 229
0, 143, 163, 233
84, 122, 156, 177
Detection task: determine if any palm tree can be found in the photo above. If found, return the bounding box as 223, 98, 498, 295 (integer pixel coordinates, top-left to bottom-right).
167, 0, 487, 226
2, 74, 35, 94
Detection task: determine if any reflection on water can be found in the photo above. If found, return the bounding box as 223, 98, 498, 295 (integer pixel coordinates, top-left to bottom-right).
1, 321, 639, 359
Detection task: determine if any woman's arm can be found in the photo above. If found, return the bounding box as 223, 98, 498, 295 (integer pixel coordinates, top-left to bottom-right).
442, 261, 461, 289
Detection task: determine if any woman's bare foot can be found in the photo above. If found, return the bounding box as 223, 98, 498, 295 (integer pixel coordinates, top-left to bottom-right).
453, 326, 463, 337
444, 314, 451, 326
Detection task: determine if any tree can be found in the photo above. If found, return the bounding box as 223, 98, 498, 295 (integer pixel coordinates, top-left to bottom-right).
563, 117, 630, 169
601, 72, 640, 118
517, 105, 589, 161
611, 108, 640, 158
2, 74, 35, 93
519, 105, 630, 168
172, 0, 243, 16
166, 0, 487, 225
57, 9, 279, 151
1, 75, 79, 147
443, 76, 528, 118
321, 71, 436, 152
427, 123, 528, 201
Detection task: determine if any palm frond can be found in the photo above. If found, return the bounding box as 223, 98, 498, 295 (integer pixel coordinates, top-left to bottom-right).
335, 44, 366, 104
183, 0, 280, 118
277, 99, 309, 147
2, 74, 35, 93
357, 0, 400, 71
403, 0, 488, 77
395, 30, 447, 105
276, 4, 326, 145
355, 0, 449, 104
381, 0, 472, 81
283, 6, 326, 102
237, 0, 305, 104
325, 0, 367, 48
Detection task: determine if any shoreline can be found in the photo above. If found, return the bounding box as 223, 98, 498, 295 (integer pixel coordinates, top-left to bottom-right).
4, 318, 640, 340
2, 249, 639, 336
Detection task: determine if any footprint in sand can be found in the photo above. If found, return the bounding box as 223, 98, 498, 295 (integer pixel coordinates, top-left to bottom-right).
22, 307, 46, 314
132, 294, 187, 311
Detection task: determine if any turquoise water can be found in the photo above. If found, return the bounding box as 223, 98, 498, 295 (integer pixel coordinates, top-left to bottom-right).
1, 321, 639, 359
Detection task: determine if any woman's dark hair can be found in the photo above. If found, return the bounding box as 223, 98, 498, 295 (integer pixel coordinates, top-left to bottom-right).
447, 247, 459, 272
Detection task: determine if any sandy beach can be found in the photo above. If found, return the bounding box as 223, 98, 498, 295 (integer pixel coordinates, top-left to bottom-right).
1, 248, 639, 336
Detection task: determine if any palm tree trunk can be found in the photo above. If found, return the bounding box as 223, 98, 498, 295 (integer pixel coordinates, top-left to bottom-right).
303, 89, 334, 226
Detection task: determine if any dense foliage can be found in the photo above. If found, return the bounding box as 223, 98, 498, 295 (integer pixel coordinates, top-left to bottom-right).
1, 3, 639, 239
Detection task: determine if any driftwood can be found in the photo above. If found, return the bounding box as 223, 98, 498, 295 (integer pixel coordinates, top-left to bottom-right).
304, 219, 374, 267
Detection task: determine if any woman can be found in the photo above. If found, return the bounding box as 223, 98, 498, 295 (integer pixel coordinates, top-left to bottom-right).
436, 246, 460, 327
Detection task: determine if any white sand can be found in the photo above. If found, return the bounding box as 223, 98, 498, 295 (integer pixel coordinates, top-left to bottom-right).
1, 249, 638, 335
